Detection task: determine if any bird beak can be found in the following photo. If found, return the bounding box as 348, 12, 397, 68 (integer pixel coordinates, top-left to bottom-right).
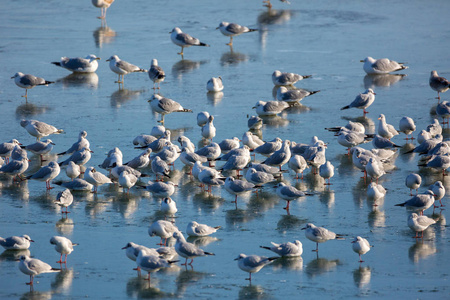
301, 227, 306, 230
30, 240, 35, 242
51, 142, 55, 145
234, 258, 239, 261
359, 60, 364, 63
215, 27, 219, 30
96, 57, 101, 60
10, 76, 14, 79
351, 241, 356, 243
252, 106, 256, 109
121, 246, 128, 249
106, 59, 111, 62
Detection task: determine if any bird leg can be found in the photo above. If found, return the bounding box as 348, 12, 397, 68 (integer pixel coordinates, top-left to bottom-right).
312, 242, 319, 252
22, 90, 28, 98
363, 109, 369, 115
26, 275, 34, 285
358, 254, 364, 263
283, 201, 290, 210
246, 272, 252, 281
178, 47, 184, 55
226, 37, 233, 46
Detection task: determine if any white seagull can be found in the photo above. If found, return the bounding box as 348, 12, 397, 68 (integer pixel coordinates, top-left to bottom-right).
302, 223, 344, 252
253, 100, 289, 116
206, 76, 224, 92
361, 56, 408, 74
106, 55, 146, 83
149, 59, 165, 90
148, 220, 179, 246
216, 22, 257, 45
173, 231, 215, 265
11, 72, 54, 98
52, 54, 101, 73
224, 177, 255, 203
18, 255, 60, 285
405, 173, 421, 195
0, 235, 34, 250
50, 236, 77, 264
430, 70, 450, 101
341, 89, 376, 115
408, 213, 436, 238
91, 0, 114, 19
26, 161, 60, 190
235, 254, 277, 282
351, 236, 372, 262
272, 70, 311, 86
84, 167, 112, 193
170, 27, 210, 56
20, 119, 64, 141
54, 189, 73, 214
260, 240, 303, 257
148, 94, 192, 123
186, 221, 221, 237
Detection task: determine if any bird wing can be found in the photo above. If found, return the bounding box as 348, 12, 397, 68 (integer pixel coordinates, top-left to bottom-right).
176, 32, 200, 46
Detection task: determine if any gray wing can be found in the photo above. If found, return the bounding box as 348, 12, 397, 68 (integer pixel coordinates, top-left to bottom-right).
33, 121, 58, 135
350, 93, 369, 108
281, 186, 305, 198
25, 142, 46, 152
62, 58, 91, 71
158, 98, 182, 112
30, 166, 51, 179
264, 101, 288, 112
226, 23, 247, 34
176, 32, 201, 46
149, 65, 165, 80
21, 74, 45, 86
372, 58, 402, 72
246, 255, 269, 268
0, 236, 23, 248
277, 73, 300, 85
116, 60, 141, 73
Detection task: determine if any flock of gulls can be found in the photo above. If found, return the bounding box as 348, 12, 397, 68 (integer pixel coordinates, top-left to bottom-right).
2, 0, 450, 292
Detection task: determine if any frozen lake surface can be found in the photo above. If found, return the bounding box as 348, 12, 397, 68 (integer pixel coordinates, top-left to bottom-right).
0, 0, 449, 299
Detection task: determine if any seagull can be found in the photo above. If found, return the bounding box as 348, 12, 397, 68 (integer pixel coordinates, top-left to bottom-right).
106, 55, 146, 83
272, 70, 311, 86
262, 140, 291, 171
50, 236, 77, 264
247, 116, 263, 130
122, 242, 157, 274
0, 235, 34, 250
242, 132, 264, 150
367, 182, 386, 201
18, 255, 60, 285
151, 156, 171, 180
253, 100, 289, 116
148, 220, 179, 246
405, 173, 421, 195
66, 161, 81, 181
118, 170, 138, 193
255, 137, 282, 157
218, 153, 249, 177
20, 119, 64, 141
302, 223, 344, 252
260, 240, 303, 257
124, 148, 152, 169
430, 181, 445, 207
206, 77, 224, 92
195, 142, 221, 166
0, 139, 21, 163
351, 237, 372, 262
161, 197, 178, 216
398, 116, 416, 140
336, 130, 367, 154
216, 22, 257, 45
152, 125, 167, 138
366, 157, 385, 183
201, 115, 216, 141
133, 134, 157, 148
276, 87, 320, 105
135, 249, 177, 282
218, 137, 240, 154
234, 254, 277, 282
59, 147, 92, 167
377, 114, 399, 140
180, 148, 207, 170
52, 54, 101, 73
57, 178, 93, 191
197, 111, 210, 127
372, 135, 400, 149
84, 167, 112, 193
288, 154, 308, 179
145, 181, 176, 198
26, 161, 60, 190
361, 57, 408, 74
429, 70, 450, 101
408, 213, 436, 238
0, 156, 29, 181
186, 221, 221, 237
148, 94, 192, 123
224, 177, 255, 203
274, 182, 306, 210
58, 131, 89, 156
245, 167, 275, 186
54, 189, 73, 214
11, 72, 54, 98
341, 89, 376, 115
173, 231, 215, 265
170, 27, 210, 56
319, 161, 334, 185
198, 167, 225, 192
436, 101, 450, 124
21, 139, 54, 161
149, 59, 165, 89
395, 190, 435, 215
91, 0, 114, 19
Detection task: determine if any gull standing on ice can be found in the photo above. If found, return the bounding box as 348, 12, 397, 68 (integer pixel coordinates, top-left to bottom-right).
22, 139, 54, 161
106, 55, 146, 83
224, 177, 255, 203
430, 181, 445, 207
59, 147, 92, 167
341, 89, 376, 115
377, 114, 399, 140
0, 235, 34, 250
206, 77, 224, 92
66, 161, 81, 181
262, 140, 291, 171
50, 236, 77, 264
245, 167, 274, 186
272, 70, 310, 86
0, 156, 29, 180
361, 56, 408, 74
235, 254, 277, 282
151, 156, 171, 180
253, 100, 289, 116
170, 27, 210, 56
173, 231, 215, 265
124, 148, 152, 169
118, 170, 138, 193
405, 173, 421, 195
319, 161, 334, 185
149, 220, 179, 246
18, 255, 60, 285
398, 116, 416, 140
11, 72, 54, 98
248, 116, 263, 130
302, 223, 344, 252
148, 94, 192, 123
52, 54, 101, 73
408, 213, 436, 238
58, 178, 93, 191
26, 161, 60, 190
135, 249, 177, 282
149, 59, 165, 89
216, 22, 257, 46
161, 197, 177, 216
395, 190, 435, 215
54, 189, 73, 214
84, 166, 112, 193
91, 0, 114, 19
274, 182, 306, 210
197, 111, 210, 127
201, 115, 216, 141
260, 240, 303, 257
351, 236, 372, 262
276, 86, 320, 105
58, 131, 89, 156
145, 181, 176, 198
20, 119, 63, 141
186, 221, 221, 237
0, 139, 21, 163
430, 70, 450, 101
288, 154, 308, 179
